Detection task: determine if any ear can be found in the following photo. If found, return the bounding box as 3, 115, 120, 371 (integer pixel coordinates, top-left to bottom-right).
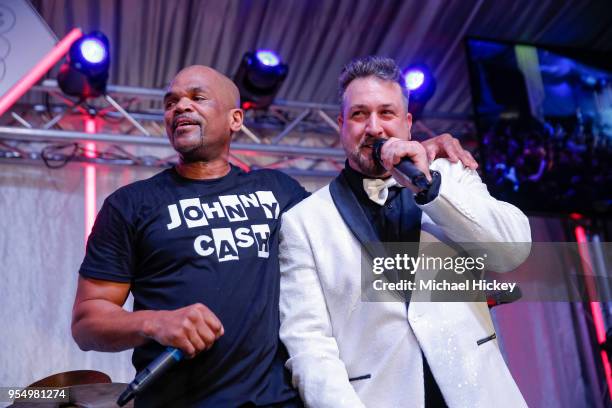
405, 112, 413, 139
337, 113, 343, 130
229, 109, 244, 132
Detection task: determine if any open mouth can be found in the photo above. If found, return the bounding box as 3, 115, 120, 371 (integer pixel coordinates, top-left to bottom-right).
173, 117, 200, 131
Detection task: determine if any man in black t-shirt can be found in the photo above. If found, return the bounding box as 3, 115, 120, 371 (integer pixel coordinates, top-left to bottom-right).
71, 65, 475, 407
73, 65, 308, 407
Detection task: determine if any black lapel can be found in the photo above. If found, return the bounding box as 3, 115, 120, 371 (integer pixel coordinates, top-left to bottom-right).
329, 174, 424, 250
329, 172, 380, 259
329, 173, 401, 288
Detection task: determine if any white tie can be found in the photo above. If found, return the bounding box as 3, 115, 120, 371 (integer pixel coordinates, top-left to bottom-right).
363, 177, 400, 205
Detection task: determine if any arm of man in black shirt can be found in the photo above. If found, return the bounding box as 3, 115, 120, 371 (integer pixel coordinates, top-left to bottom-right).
422, 133, 478, 170
72, 277, 224, 358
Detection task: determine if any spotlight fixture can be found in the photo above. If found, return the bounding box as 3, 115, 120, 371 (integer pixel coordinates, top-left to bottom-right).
255, 50, 280, 67
57, 31, 110, 99
234, 49, 288, 110
402, 64, 436, 119
404, 69, 425, 91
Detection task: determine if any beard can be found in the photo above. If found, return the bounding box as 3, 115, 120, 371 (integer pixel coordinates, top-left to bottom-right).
169, 125, 207, 159
347, 144, 387, 177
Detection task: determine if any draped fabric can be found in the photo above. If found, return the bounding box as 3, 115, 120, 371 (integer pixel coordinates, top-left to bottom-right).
0, 163, 155, 386
30, 0, 612, 114
493, 216, 611, 408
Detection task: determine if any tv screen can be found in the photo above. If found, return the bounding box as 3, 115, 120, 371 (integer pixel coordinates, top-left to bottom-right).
465, 38, 612, 216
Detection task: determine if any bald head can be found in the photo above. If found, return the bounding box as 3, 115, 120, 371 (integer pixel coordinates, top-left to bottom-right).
169, 65, 240, 109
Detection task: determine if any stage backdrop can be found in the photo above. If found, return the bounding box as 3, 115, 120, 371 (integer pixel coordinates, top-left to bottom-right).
0, 162, 607, 407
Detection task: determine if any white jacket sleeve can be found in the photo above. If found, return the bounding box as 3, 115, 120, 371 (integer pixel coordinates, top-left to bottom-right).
279, 210, 366, 408
418, 159, 532, 271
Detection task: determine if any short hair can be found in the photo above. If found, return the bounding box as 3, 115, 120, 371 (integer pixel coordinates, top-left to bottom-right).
338, 56, 409, 111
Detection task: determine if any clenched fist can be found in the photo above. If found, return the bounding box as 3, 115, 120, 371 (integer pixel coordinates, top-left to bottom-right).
143, 303, 224, 358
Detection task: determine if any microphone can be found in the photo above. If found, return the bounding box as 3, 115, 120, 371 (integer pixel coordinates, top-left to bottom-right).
117, 347, 184, 407
372, 139, 430, 190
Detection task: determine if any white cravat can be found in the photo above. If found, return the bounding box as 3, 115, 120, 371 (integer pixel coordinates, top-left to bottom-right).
363, 177, 401, 205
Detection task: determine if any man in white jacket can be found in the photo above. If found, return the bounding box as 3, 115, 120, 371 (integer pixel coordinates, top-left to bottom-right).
279, 56, 531, 407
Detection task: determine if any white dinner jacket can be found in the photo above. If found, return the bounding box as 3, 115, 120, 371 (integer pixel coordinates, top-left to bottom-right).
279, 159, 531, 408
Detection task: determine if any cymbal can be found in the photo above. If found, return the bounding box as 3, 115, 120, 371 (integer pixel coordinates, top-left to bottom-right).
28, 371, 111, 388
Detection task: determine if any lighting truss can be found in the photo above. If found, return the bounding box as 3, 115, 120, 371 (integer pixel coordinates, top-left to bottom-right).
0, 79, 474, 177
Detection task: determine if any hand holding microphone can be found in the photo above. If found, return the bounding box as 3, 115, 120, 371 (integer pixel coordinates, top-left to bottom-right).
144, 303, 224, 358
117, 303, 224, 406
117, 347, 184, 406
372, 137, 432, 193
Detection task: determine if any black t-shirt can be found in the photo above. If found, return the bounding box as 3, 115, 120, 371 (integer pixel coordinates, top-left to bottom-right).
79, 165, 309, 407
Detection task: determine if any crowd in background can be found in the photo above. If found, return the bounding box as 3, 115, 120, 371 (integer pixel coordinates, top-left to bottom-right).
480, 116, 612, 213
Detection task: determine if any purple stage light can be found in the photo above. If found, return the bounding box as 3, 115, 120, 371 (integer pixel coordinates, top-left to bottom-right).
79, 38, 107, 64
58, 31, 110, 98
235, 50, 288, 110
404, 69, 425, 91
400, 64, 436, 119
255, 50, 280, 67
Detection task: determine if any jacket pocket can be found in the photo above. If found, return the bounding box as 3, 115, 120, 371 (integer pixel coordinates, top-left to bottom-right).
477, 332, 497, 346
348, 374, 371, 382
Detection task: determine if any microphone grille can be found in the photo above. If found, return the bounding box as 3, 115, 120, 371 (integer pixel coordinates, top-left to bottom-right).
372, 139, 386, 165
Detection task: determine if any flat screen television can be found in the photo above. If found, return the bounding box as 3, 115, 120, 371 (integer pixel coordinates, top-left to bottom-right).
465, 37, 612, 216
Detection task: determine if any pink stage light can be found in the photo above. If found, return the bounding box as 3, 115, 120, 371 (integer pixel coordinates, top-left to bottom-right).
0, 28, 83, 116
575, 225, 612, 399
84, 118, 97, 140
84, 118, 97, 240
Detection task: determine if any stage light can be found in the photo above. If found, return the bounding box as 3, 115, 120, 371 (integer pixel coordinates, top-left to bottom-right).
80, 38, 107, 64
234, 50, 289, 110
255, 50, 280, 67
402, 63, 436, 119
57, 31, 110, 99
404, 69, 425, 91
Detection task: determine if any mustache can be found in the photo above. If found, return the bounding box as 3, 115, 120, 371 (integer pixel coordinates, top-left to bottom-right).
360, 135, 388, 148
172, 114, 201, 130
